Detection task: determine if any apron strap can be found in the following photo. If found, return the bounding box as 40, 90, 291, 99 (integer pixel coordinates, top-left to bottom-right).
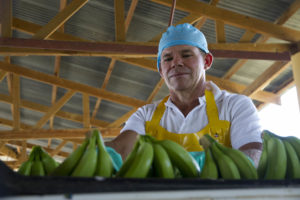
150, 95, 169, 126
205, 90, 220, 124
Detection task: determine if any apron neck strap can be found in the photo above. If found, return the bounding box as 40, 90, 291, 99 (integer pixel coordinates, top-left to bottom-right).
150, 90, 220, 125
205, 90, 220, 123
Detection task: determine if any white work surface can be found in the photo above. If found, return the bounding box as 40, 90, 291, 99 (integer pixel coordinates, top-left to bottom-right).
3, 187, 300, 200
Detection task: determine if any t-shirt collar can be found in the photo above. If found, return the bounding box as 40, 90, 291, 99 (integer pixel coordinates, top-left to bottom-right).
164, 81, 222, 108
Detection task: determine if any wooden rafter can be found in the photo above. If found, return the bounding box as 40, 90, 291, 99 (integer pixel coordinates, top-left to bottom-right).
83, 93, 90, 128
0, 93, 109, 127
91, 0, 138, 121
194, 0, 219, 29
33, 90, 76, 129
0, 61, 146, 108
32, 0, 89, 39
12, 74, 20, 130
223, 0, 300, 80
215, 20, 225, 43
114, 0, 126, 42
0, 128, 122, 140
241, 61, 291, 97
49, 0, 68, 148
50, 140, 68, 157
151, 0, 300, 42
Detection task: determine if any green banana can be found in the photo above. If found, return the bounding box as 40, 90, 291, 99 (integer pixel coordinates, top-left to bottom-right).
71, 133, 98, 177
116, 136, 141, 177
215, 142, 258, 179
51, 138, 89, 176
211, 142, 240, 179
123, 140, 154, 178
282, 140, 300, 179
94, 130, 114, 177
30, 148, 45, 176
158, 139, 200, 178
18, 146, 36, 176
264, 133, 287, 180
40, 148, 57, 175
18, 160, 33, 176
283, 136, 300, 159
257, 136, 268, 179
152, 143, 174, 178
200, 147, 218, 179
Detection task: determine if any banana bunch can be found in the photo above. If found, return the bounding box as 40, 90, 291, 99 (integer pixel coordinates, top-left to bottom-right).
199, 134, 258, 180
117, 135, 200, 178
51, 129, 114, 178
18, 146, 58, 176
258, 130, 300, 179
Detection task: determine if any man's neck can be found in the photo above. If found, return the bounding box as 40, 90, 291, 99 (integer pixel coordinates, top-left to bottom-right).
169, 82, 207, 117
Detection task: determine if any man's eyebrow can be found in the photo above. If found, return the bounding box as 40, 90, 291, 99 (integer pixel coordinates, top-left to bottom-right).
181, 49, 193, 53
162, 53, 172, 58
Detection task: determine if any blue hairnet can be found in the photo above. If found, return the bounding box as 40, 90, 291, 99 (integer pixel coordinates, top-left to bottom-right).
157, 23, 209, 70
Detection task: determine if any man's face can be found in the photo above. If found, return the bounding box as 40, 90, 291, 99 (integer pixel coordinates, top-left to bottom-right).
159, 45, 212, 92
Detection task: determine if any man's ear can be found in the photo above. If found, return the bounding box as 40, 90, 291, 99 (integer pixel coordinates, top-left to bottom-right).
159, 65, 163, 77
204, 53, 213, 70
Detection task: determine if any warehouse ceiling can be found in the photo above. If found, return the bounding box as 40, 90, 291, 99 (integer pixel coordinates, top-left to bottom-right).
1, 0, 300, 167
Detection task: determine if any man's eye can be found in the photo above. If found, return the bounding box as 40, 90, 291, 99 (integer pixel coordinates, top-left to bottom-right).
164, 57, 173, 61
182, 54, 192, 58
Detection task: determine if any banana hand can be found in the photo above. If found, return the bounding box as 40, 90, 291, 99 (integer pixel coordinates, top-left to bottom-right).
152, 143, 174, 178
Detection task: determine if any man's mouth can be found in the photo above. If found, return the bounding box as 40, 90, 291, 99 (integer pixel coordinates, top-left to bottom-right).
169, 73, 189, 78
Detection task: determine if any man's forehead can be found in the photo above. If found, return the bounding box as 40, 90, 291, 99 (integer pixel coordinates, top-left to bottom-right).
162, 45, 197, 55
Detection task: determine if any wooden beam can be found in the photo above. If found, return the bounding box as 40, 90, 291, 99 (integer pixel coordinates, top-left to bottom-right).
0, 142, 18, 160
194, 0, 219, 29
206, 75, 281, 105
91, 58, 116, 120
223, 1, 300, 80
0, 61, 146, 108
0, 93, 109, 127
32, 0, 89, 39
0, 117, 32, 130
12, 74, 20, 130
13, 18, 86, 41
222, 59, 248, 80
8, 141, 70, 158
50, 140, 68, 156
0, 128, 122, 140
0, 38, 158, 56
125, 0, 138, 33
150, 14, 203, 42
114, 0, 126, 41
82, 93, 90, 128
49, 0, 68, 148
0, 37, 291, 54
0, 47, 156, 57
241, 61, 291, 97
274, 0, 300, 25
108, 78, 165, 128
215, 20, 225, 43
49, 56, 62, 129
33, 90, 76, 129
151, 0, 300, 42
0, 70, 7, 82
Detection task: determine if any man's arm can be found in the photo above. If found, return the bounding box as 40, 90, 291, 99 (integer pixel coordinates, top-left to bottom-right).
239, 142, 262, 168
105, 130, 139, 161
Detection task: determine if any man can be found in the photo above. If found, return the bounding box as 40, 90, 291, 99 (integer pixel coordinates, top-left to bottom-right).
106, 23, 262, 167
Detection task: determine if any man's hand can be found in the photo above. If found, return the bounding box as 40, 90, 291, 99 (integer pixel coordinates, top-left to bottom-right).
105, 130, 139, 161
239, 142, 263, 168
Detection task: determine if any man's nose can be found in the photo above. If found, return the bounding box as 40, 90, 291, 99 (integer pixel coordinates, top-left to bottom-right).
172, 55, 183, 67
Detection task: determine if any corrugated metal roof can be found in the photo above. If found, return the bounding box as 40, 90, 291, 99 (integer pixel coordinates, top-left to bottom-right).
1, 0, 300, 154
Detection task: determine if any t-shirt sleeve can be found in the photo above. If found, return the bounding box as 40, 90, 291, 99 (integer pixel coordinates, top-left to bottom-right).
120, 103, 156, 135
228, 95, 263, 149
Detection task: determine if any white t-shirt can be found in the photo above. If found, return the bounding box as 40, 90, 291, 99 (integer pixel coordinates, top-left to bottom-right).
121, 81, 262, 149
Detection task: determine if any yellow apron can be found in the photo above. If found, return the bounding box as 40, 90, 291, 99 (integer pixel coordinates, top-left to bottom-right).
145, 90, 231, 151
